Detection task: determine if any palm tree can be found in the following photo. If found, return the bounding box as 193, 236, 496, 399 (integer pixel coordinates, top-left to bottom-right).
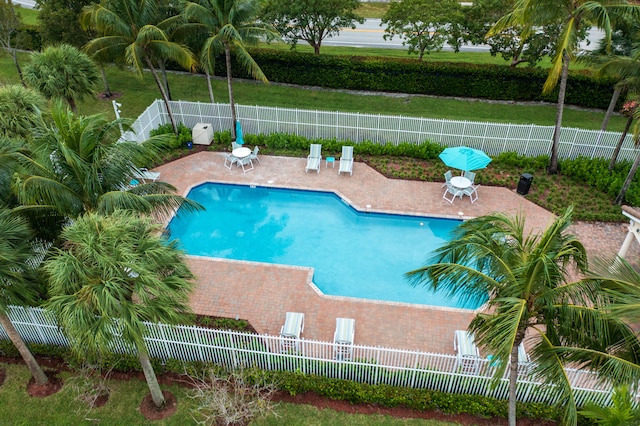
81, 0, 196, 134
490, 0, 640, 174
13, 103, 201, 227
0, 207, 49, 386
44, 210, 195, 408
181, 0, 278, 138
23, 44, 99, 114
0, 84, 47, 141
552, 256, 640, 401
405, 207, 635, 426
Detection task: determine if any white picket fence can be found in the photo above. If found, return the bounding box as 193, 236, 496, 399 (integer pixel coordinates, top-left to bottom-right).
0, 305, 622, 408
124, 99, 638, 162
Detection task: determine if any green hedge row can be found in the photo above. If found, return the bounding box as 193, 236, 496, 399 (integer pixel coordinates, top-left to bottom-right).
265, 370, 560, 422
213, 49, 617, 110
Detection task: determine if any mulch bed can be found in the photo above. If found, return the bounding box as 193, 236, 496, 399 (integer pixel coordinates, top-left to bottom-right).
139, 390, 177, 421
26, 372, 63, 398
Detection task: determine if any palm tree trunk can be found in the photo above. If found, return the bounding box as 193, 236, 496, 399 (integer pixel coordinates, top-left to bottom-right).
160, 61, 172, 101
137, 348, 165, 408
609, 115, 633, 171
508, 345, 519, 426
7, 0, 25, 87
98, 63, 112, 98
224, 42, 237, 139
0, 312, 49, 385
549, 53, 570, 174
205, 69, 214, 104
67, 97, 77, 114
601, 86, 623, 132
144, 56, 179, 135
10, 49, 25, 87
615, 148, 640, 205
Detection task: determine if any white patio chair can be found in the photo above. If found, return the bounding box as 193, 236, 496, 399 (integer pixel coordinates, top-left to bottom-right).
224, 153, 238, 169
462, 184, 480, 204
441, 170, 453, 187
248, 146, 260, 164
464, 170, 476, 184
333, 318, 355, 361
236, 156, 254, 173
443, 183, 463, 203
279, 312, 305, 353
305, 144, 322, 173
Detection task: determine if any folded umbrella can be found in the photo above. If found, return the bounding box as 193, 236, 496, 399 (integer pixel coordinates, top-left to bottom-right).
235, 120, 244, 145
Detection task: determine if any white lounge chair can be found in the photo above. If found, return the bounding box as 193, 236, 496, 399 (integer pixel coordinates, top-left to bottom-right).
305, 144, 322, 173
279, 312, 305, 353
454, 330, 481, 374
134, 168, 161, 182
338, 146, 354, 176
333, 318, 355, 361
518, 343, 530, 363
443, 183, 463, 203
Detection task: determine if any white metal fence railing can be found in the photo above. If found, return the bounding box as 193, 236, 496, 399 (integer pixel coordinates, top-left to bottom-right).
123, 100, 638, 162
0, 305, 624, 408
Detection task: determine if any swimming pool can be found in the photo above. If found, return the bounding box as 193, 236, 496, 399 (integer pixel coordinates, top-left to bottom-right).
168, 183, 479, 309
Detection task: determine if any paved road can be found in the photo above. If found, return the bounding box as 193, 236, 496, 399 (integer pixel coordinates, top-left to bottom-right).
324, 18, 604, 53
13, 0, 35, 9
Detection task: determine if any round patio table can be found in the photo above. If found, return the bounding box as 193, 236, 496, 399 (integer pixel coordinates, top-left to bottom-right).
232, 147, 251, 159
450, 176, 472, 190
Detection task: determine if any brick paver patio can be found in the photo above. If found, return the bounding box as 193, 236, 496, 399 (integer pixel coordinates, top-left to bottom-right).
156, 152, 639, 354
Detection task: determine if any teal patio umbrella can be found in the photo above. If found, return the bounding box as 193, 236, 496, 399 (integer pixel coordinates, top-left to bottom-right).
438, 146, 492, 171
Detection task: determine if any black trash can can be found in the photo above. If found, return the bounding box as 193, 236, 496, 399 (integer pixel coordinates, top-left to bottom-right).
517, 173, 534, 195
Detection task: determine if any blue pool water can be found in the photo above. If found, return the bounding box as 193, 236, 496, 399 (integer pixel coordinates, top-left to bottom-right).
168, 183, 478, 309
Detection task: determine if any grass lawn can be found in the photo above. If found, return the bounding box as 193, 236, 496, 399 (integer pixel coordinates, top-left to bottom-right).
356, 2, 391, 19
13, 5, 38, 25
0, 363, 459, 425
0, 54, 623, 132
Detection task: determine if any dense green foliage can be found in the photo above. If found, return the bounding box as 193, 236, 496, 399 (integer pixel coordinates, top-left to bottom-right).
560, 157, 640, 206
150, 122, 193, 149
213, 49, 619, 109
260, 0, 363, 55
35, 0, 93, 48
271, 371, 559, 422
